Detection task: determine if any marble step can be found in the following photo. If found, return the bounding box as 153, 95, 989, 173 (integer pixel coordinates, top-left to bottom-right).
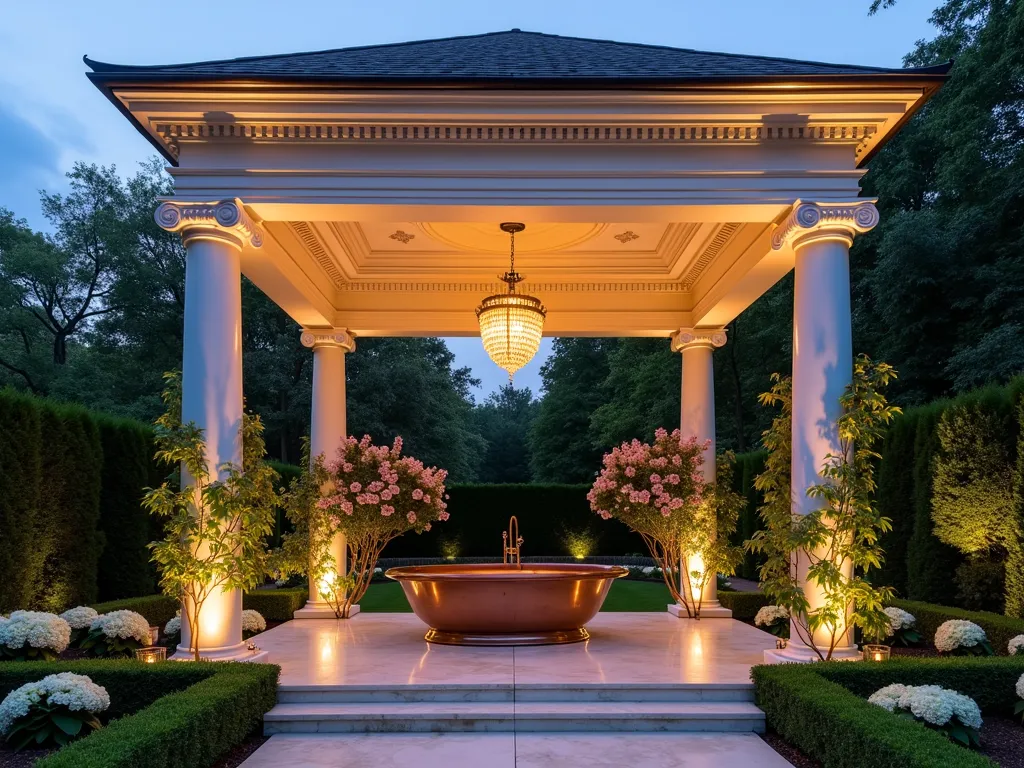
276, 682, 754, 704
263, 700, 766, 734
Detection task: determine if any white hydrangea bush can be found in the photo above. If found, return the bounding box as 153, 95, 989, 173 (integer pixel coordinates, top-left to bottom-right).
869, 683, 983, 747
164, 610, 182, 638
1015, 673, 1024, 724
0, 672, 109, 750
60, 606, 100, 646
933, 620, 993, 656
241, 609, 267, 637
0, 611, 71, 661
882, 607, 922, 646
754, 605, 790, 637
1008, 634, 1024, 656
82, 610, 152, 657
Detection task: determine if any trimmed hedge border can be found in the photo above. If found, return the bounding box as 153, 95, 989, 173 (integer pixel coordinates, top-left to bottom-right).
243, 589, 307, 622
718, 591, 770, 621
752, 657, 1024, 768
0, 660, 278, 768
90, 594, 178, 627
892, 599, 1024, 655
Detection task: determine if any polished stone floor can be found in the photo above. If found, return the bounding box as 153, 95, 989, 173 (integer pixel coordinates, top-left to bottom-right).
239, 732, 792, 767
252, 612, 778, 688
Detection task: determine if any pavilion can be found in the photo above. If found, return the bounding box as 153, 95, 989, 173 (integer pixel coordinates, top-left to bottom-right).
86, 30, 949, 664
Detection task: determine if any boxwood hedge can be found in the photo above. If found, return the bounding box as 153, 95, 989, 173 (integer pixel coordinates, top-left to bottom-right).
752, 657, 1024, 768
0, 660, 278, 768
892, 599, 1024, 655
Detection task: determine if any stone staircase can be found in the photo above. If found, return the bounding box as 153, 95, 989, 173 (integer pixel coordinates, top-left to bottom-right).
264, 683, 765, 734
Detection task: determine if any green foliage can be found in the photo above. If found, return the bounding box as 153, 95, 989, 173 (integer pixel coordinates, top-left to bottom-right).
0, 661, 279, 768
474, 384, 537, 482
891, 599, 1024, 656
874, 410, 919, 594
0, 389, 42, 612
89, 595, 178, 627
752, 657, 1024, 768
242, 589, 307, 622
144, 373, 279, 659
589, 339, 679, 446
718, 591, 771, 621
5, 699, 102, 752
748, 358, 899, 658
905, 402, 963, 603
1010, 384, 1024, 617
731, 451, 767, 579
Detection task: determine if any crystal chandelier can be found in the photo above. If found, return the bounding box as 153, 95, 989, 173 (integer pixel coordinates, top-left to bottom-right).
475, 223, 546, 380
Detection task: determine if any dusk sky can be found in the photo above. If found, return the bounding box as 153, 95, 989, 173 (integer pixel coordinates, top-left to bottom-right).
0, 0, 938, 399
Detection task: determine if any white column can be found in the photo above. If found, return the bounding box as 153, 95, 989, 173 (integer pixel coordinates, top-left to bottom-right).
667, 328, 731, 618
155, 199, 265, 661
765, 200, 879, 663
294, 329, 360, 619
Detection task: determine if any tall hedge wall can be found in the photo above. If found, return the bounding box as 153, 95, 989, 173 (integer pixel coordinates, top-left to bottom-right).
0, 390, 157, 613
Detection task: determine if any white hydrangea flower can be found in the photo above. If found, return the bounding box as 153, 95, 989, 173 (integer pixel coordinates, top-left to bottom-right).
0, 611, 71, 654
60, 606, 99, 630
933, 620, 987, 652
164, 610, 181, 637
868, 683, 914, 712
241, 609, 266, 634
0, 673, 109, 735
883, 606, 916, 634
869, 683, 982, 730
90, 610, 151, 645
642, 566, 656, 576
754, 605, 789, 627
1008, 634, 1024, 656
1016, 673, 1024, 701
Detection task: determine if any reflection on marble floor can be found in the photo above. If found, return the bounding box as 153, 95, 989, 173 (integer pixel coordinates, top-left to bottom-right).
239, 732, 792, 767
251, 612, 778, 687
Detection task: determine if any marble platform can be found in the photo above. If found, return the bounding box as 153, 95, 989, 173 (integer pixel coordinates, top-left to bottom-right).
240, 732, 793, 767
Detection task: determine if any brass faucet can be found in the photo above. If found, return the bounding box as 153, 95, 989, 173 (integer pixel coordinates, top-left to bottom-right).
502, 516, 524, 566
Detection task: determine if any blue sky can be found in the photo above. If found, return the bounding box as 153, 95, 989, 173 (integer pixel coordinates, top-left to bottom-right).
0, 0, 939, 400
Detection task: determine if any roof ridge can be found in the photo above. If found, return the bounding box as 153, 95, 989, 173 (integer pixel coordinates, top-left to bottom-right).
84, 28, 939, 76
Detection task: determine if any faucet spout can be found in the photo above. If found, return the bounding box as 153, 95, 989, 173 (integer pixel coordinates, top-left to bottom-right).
502, 516, 524, 568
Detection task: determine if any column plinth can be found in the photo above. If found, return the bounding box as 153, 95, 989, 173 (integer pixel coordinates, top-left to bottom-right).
293, 329, 361, 620
156, 199, 267, 662
667, 328, 731, 619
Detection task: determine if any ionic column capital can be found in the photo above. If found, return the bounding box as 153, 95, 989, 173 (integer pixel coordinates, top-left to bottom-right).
155, 199, 263, 249
300, 328, 356, 352
770, 200, 879, 251
670, 327, 728, 352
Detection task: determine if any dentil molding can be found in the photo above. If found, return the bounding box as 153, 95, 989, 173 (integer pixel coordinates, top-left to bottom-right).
770, 201, 879, 251
300, 329, 356, 352
155, 199, 263, 248
670, 327, 728, 351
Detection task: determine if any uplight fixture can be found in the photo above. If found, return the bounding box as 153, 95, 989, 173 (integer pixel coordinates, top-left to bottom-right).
475, 223, 546, 380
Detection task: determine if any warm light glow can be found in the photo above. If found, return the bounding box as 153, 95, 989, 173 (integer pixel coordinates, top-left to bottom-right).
686, 553, 706, 602
863, 644, 890, 662
134, 646, 167, 663
476, 293, 546, 377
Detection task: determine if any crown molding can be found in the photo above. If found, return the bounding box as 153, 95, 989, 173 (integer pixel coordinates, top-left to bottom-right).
337, 281, 689, 293
155, 199, 263, 248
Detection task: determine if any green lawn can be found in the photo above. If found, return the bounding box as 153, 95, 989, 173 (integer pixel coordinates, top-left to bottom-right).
359, 579, 673, 613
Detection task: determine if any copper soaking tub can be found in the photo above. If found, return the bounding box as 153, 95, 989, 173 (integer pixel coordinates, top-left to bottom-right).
385, 563, 629, 646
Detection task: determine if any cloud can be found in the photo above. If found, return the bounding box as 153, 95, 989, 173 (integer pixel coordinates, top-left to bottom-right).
0, 103, 64, 224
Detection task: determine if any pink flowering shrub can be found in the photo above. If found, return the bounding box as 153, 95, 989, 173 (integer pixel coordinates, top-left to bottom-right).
588, 428, 742, 618
285, 435, 449, 617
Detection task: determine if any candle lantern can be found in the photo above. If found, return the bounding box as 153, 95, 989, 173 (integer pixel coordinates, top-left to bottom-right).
134, 646, 167, 664
863, 643, 891, 662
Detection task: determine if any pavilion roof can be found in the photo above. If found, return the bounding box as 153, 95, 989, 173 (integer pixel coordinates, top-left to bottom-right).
84, 29, 951, 86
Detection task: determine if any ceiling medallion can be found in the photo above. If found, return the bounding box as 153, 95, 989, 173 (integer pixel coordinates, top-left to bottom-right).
614, 230, 640, 243
389, 230, 415, 244
475, 223, 547, 381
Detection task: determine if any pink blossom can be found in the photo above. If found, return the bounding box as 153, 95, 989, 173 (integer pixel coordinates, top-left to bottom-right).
381, 490, 392, 500
652, 484, 664, 495
624, 466, 636, 477
381, 505, 395, 516
407, 511, 416, 524
424, 522, 431, 532
666, 474, 680, 485
368, 481, 384, 493
389, 485, 400, 495
343, 462, 354, 472
341, 501, 353, 515
349, 482, 362, 493
671, 455, 682, 466
412, 488, 423, 500
315, 498, 333, 509
438, 511, 450, 521
366, 493, 380, 504
423, 495, 430, 504
661, 508, 671, 517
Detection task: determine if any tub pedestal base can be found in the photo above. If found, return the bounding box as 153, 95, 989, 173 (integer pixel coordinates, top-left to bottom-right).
424, 626, 590, 646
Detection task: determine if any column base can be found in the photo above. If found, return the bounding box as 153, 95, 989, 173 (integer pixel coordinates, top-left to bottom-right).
293, 602, 361, 620
170, 641, 270, 663
762, 642, 862, 665
667, 602, 733, 619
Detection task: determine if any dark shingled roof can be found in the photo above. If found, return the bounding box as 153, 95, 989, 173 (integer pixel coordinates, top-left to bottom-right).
84, 29, 951, 85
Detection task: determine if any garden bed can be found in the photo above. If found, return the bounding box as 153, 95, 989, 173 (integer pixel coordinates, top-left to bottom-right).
0, 661, 278, 768
752, 657, 1024, 768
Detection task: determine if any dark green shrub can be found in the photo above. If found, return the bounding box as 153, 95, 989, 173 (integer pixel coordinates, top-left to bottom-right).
718, 591, 770, 621
905, 402, 962, 603
753, 658, 1024, 768
0, 661, 279, 768
1008, 381, 1024, 618
892, 599, 1024, 656
90, 595, 178, 627
0, 390, 42, 613
874, 410, 918, 594
243, 589, 306, 621
96, 417, 155, 601
731, 451, 766, 579
954, 559, 1005, 614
